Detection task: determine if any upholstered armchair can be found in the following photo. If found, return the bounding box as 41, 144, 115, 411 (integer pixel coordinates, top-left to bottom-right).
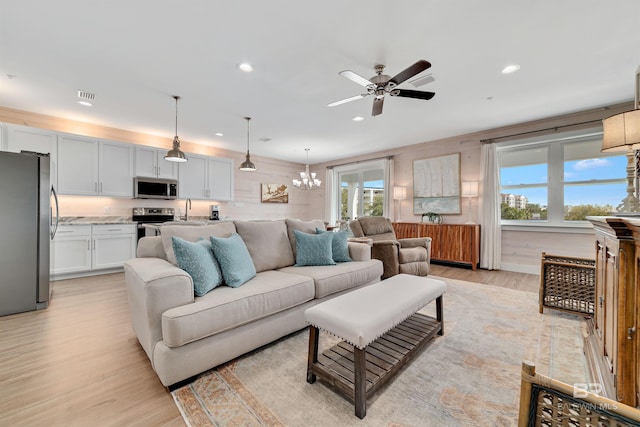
349, 217, 431, 280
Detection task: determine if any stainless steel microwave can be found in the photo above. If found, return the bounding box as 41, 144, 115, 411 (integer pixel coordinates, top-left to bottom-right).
134, 177, 178, 199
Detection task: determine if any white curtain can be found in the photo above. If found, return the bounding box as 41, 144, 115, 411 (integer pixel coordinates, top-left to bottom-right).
384, 157, 394, 220
325, 168, 335, 225
479, 143, 501, 270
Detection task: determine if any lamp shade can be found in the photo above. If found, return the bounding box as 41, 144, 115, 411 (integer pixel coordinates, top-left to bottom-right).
393, 186, 407, 200
462, 181, 479, 197
602, 109, 640, 152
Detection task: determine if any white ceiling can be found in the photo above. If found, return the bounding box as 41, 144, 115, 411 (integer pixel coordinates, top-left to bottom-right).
1, 1, 639, 164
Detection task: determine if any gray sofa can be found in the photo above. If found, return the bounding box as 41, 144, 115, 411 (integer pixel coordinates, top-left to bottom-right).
124, 219, 383, 387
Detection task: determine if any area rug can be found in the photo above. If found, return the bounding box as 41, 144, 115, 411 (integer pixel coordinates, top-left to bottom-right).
172, 277, 588, 426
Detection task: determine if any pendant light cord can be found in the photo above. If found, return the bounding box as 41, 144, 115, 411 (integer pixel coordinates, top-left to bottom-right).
245, 117, 251, 154
174, 96, 180, 137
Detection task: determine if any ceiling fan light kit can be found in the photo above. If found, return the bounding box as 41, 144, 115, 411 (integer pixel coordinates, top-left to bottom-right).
165, 95, 188, 163
328, 60, 436, 116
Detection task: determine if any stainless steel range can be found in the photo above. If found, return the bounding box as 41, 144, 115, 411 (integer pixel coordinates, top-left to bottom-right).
132, 207, 175, 240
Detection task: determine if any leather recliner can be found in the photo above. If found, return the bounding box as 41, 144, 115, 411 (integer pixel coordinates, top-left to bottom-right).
349, 216, 431, 280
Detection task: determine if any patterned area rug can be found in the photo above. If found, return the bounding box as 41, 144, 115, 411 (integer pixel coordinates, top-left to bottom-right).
172, 277, 588, 426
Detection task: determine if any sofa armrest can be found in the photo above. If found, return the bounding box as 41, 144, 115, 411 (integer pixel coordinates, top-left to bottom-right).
124, 257, 194, 362
399, 237, 432, 263
136, 236, 167, 259
347, 241, 371, 261
370, 240, 400, 279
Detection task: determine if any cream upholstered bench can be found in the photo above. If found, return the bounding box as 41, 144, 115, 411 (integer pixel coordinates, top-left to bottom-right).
304, 274, 446, 419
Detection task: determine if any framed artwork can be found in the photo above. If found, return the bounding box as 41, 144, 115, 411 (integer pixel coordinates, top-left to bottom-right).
413, 153, 461, 214
261, 183, 289, 203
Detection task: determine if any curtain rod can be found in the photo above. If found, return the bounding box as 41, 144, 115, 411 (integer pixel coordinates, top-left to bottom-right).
326, 155, 394, 169
480, 119, 603, 144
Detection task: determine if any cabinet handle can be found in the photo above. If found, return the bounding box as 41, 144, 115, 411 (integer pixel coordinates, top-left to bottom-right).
598, 295, 604, 307
628, 326, 637, 340
93, 240, 96, 250
157, 166, 161, 176
100, 182, 103, 193
87, 240, 90, 250
95, 182, 98, 192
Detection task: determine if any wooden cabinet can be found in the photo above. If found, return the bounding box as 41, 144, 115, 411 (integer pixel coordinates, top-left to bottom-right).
179, 152, 233, 201
586, 217, 638, 406
135, 145, 179, 180
392, 222, 480, 270
51, 224, 136, 279
99, 140, 135, 197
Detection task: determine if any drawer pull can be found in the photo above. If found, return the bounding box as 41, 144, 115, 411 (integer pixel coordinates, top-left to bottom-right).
628, 326, 637, 340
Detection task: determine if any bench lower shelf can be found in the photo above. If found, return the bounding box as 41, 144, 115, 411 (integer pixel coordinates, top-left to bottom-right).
307, 308, 443, 419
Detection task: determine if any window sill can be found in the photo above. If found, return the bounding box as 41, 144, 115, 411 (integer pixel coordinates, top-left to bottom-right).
501, 222, 594, 234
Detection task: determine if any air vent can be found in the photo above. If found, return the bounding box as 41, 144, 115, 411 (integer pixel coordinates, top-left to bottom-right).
77, 90, 96, 101
410, 74, 435, 88
258, 137, 271, 142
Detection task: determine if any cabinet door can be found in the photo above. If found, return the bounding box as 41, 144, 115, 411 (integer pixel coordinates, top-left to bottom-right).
178, 153, 207, 199
99, 140, 134, 197
157, 152, 179, 180
604, 246, 618, 375
58, 134, 99, 195
135, 146, 159, 178
51, 236, 92, 275
207, 157, 233, 200
594, 239, 606, 347
4, 124, 58, 189
92, 234, 136, 270
419, 224, 441, 259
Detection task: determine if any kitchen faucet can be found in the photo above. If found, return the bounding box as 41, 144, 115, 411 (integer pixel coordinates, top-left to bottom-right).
185, 198, 191, 221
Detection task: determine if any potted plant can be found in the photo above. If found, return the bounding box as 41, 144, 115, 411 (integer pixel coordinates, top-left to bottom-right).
421, 212, 442, 224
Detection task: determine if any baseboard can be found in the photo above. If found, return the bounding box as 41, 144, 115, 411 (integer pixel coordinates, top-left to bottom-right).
500, 263, 539, 275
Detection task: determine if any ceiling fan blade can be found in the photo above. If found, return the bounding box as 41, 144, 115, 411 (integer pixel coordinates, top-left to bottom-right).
327, 93, 368, 107
389, 60, 432, 86
390, 89, 435, 100
372, 97, 384, 116
339, 70, 374, 87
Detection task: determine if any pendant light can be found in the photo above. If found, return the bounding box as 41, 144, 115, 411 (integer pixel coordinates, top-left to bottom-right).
165, 95, 187, 163
239, 116, 256, 171
292, 148, 321, 189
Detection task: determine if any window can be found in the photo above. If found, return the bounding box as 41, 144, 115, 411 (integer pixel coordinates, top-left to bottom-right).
498, 129, 626, 225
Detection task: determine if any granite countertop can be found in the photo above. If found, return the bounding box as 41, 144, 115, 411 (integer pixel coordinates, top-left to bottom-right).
58, 216, 136, 225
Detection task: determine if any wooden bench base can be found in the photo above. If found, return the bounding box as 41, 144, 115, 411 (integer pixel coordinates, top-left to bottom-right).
307, 295, 443, 419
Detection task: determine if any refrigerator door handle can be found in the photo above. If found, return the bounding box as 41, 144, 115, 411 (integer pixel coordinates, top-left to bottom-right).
50, 185, 59, 240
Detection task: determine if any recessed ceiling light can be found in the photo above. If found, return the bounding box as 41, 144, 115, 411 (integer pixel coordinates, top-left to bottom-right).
76, 100, 93, 107
239, 63, 253, 72
215, 132, 224, 137
352, 116, 364, 122
501, 64, 520, 74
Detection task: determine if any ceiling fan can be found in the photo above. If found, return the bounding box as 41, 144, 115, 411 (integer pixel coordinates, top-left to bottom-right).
329, 59, 435, 116
328, 60, 435, 116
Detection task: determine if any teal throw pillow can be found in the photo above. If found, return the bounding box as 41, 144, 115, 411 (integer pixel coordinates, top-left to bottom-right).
171, 236, 223, 297
294, 229, 336, 266
209, 233, 256, 288
316, 228, 352, 263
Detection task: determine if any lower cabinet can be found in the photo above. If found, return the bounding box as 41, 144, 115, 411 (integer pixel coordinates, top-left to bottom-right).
393, 222, 480, 270
51, 224, 136, 279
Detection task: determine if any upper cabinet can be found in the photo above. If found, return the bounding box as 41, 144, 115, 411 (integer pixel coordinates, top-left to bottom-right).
58, 134, 134, 197
2, 124, 58, 188
179, 153, 233, 201
135, 146, 179, 180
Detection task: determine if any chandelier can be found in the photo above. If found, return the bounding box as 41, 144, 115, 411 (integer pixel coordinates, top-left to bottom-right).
292, 148, 321, 189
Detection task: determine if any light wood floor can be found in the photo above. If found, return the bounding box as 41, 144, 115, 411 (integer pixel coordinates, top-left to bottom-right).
0, 266, 539, 426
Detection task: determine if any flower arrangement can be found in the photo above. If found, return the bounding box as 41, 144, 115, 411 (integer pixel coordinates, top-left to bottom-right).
421, 212, 442, 224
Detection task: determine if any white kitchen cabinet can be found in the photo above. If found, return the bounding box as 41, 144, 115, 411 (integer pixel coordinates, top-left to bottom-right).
51, 224, 136, 279
135, 146, 179, 180
2, 123, 58, 188
99, 140, 134, 197
179, 153, 233, 201
58, 135, 134, 197
91, 224, 136, 270
51, 225, 92, 276
57, 134, 99, 195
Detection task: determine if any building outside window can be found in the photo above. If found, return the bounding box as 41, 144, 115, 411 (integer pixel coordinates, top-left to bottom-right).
498, 128, 627, 226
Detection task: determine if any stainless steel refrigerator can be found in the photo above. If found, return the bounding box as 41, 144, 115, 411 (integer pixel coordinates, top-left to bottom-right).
0, 151, 58, 316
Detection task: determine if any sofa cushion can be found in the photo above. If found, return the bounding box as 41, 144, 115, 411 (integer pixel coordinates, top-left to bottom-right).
317, 229, 352, 263
279, 259, 383, 298
172, 237, 223, 296
209, 233, 256, 288
285, 219, 326, 258
161, 222, 237, 265
161, 270, 315, 347
359, 217, 394, 235
294, 230, 335, 266
234, 220, 295, 272
399, 246, 428, 263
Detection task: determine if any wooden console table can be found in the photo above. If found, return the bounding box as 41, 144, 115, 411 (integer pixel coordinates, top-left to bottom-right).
393, 222, 480, 270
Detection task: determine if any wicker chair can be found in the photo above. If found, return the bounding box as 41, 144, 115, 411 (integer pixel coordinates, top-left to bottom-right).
349, 216, 431, 280
518, 361, 640, 426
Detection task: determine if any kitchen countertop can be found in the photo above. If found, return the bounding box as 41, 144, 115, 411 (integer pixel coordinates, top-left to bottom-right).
58, 216, 136, 225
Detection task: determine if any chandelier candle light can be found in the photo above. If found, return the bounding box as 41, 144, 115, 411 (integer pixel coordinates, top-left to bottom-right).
293, 148, 321, 189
